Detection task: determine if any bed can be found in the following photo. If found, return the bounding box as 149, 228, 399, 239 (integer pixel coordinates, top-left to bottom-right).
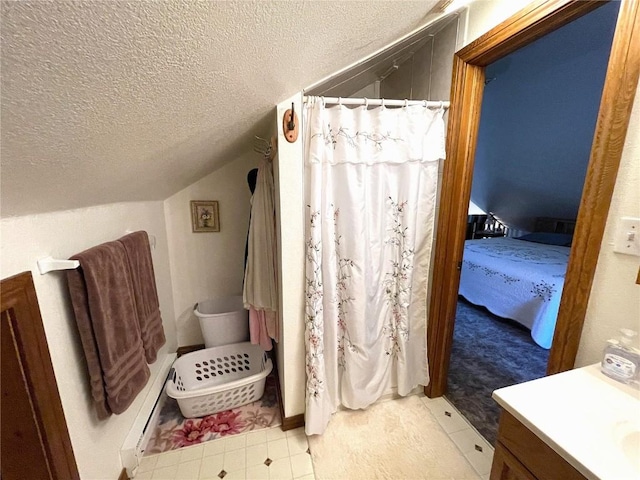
458, 222, 574, 349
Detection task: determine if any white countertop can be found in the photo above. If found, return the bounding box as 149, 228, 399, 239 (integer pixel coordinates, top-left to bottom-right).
492, 364, 640, 480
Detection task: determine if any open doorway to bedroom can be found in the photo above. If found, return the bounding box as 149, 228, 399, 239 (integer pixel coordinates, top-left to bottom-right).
443, 1, 621, 445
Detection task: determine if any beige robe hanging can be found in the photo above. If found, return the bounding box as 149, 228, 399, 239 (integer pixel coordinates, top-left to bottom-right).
243, 157, 278, 342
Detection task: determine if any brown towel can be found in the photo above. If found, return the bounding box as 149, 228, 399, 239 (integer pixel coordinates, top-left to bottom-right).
66, 242, 150, 419
117, 231, 166, 363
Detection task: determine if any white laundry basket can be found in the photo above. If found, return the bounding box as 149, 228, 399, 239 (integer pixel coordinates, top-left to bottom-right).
166, 342, 273, 418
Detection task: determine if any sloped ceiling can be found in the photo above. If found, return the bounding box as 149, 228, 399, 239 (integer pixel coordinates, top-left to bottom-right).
0, 0, 440, 217
471, 1, 619, 232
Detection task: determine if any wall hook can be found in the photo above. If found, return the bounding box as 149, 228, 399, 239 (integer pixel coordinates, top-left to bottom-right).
288, 103, 296, 130
283, 102, 299, 143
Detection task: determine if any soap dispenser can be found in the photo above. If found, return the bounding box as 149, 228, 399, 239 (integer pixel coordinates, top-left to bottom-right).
601, 328, 640, 387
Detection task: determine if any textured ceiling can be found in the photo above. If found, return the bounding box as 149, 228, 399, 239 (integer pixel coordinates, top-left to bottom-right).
1, 0, 440, 217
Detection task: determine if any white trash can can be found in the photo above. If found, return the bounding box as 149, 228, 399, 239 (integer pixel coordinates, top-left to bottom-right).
194, 296, 249, 348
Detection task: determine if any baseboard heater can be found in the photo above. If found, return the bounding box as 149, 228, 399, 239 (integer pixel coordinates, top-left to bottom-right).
120, 353, 176, 478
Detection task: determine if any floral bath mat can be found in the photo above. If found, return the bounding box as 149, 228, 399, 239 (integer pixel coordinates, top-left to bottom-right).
144, 372, 281, 455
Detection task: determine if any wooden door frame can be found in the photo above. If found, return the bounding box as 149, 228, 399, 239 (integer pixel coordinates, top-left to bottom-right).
426, 0, 640, 397
1, 272, 79, 479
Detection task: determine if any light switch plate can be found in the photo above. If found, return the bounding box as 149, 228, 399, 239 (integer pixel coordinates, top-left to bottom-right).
613, 216, 640, 256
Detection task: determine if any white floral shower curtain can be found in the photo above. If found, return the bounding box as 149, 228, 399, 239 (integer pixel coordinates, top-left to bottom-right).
303, 98, 445, 435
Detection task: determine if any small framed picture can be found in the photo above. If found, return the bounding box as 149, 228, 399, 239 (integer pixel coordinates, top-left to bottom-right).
191, 200, 220, 232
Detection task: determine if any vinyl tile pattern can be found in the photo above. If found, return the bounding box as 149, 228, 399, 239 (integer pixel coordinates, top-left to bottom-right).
421, 396, 495, 478
307, 394, 490, 480
137, 396, 492, 480
137, 427, 311, 480
145, 373, 281, 456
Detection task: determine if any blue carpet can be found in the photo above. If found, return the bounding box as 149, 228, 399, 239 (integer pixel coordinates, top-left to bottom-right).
445, 298, 549, 445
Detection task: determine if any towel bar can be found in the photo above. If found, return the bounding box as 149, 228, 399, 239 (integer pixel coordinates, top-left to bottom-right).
37, 256, 80, 275
37, 231, 156, 275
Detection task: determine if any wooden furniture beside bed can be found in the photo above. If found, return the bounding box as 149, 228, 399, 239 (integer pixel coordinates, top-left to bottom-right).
466, 215, 576, 239
534, 217, 576, 234
467, 213, 509, 239
475, 230, 506, 239
466, 214, 488, 239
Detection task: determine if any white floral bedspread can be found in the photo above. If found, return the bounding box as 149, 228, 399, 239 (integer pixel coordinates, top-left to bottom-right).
459, 237, 570, 349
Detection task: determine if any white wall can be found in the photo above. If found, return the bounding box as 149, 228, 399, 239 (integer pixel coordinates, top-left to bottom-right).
430, 16, 464, 101
380, 46, 424, 99
274, 93, 306, 418
378, 15, 460, 101
0, 202, 177, 480
463, 0, 640, 364
351, 82, 380, 99
377, 13, 463, 104
164, 153, 257, 346
464, 0, 531, 45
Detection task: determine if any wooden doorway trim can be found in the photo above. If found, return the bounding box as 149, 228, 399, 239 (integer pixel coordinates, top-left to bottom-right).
1, 272, 79, 479
426, 0, 640, 397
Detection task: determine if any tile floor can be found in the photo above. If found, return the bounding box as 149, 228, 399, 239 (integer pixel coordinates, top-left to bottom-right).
135, 395, 493, 480
421, 395, 495, 480
136, 426, 313, 480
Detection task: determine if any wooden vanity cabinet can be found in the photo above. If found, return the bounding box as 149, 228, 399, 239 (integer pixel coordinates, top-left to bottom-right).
490, 411, 587, 480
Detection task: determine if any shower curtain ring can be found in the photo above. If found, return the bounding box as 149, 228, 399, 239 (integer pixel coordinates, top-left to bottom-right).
404, 99, 409, 108
364, 97, 369, 108
321, 96, 325, 107
381, 98, 385, 107
423, 100, 428, 108
338, 97, 342, 106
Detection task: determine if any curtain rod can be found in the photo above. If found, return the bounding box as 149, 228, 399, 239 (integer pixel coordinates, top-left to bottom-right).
303, 96, 450, 109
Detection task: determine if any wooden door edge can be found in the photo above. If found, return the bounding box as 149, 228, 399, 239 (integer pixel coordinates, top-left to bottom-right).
1, 271, 80, 479
547, 0, 640, 374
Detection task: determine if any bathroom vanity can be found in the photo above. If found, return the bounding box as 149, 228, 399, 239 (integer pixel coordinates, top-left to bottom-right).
491, 364, 640, 480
